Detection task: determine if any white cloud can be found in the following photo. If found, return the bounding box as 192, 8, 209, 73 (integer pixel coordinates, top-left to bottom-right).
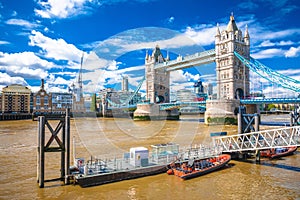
29, 30, 83, 63
0, 51, 55, 69
83, 51, 110, 70
251, 48, 285, 59
0, 72, 27, 86
183, 25, 216, 46
1, 65, 48, 79
257, 40, 294, 47
107, 60, 120, 71
285, 46, 300, 58
251, 28, 300, 44
11, 11, 17, 17
0, 41, 10, 45
51, 76, 70, 85
34, 0, 100, 19
6, 18, 39, 29
167, 16, 175, 24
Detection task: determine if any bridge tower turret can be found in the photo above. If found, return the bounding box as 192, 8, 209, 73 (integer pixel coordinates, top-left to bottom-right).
215, 14, 250, 100
145, 45, 170, 103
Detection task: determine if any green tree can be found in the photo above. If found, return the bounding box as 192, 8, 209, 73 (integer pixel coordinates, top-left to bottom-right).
90, 93, 97, 112
267, 104, 276, 111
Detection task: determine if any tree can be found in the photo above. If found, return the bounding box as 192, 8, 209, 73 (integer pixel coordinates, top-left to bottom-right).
90, 93, 97, 112
267, 104, 276, 111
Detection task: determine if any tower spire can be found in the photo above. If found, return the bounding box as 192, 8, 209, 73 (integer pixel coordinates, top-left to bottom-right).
227, 12, 238, 32
145, 50, 149, 60
40, 79, 45, 90
166, 50, 170, 61
77, 52, 84, 99
216, 23, 221, 36
244, 24, 250, 38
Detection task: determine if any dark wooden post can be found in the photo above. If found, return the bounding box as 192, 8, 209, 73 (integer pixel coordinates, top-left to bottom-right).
37, 110, 71, 188
65, 108, 70, 185
38, 116, 45, 188
61, 116, 66, 181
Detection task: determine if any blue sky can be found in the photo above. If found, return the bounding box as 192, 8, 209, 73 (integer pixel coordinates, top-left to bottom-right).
0, 0, 300, 98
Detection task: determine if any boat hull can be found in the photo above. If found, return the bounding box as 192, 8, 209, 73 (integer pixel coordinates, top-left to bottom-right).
76, 164, 168, 187
181, 156, 230, 180
260, 146, 298, 159
169, 154, 231, 180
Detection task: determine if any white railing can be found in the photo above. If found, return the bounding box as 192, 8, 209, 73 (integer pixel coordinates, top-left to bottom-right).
213, 126, 300, 152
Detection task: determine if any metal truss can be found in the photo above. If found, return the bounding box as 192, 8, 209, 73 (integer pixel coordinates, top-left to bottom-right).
213, 126, 300, 152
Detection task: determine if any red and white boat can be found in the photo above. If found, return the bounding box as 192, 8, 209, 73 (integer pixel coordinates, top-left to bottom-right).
260, 146, 298, 159
167, 154, 231, 180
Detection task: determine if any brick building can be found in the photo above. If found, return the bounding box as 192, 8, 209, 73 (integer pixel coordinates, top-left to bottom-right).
33, 79, 52, 114
1, 84, 31, 113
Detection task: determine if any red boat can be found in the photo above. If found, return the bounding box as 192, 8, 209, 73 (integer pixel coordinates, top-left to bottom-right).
167, 154, 231, 180
260, 146, 298, 159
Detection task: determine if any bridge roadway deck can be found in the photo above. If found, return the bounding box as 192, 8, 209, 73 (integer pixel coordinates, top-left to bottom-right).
212, 126, 300, 153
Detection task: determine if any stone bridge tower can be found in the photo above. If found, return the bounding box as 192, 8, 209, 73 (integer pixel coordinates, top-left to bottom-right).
145, 45, 170, 103
205, 14, 252, 124
215, 14, 250, 99
134, 45, 179, 120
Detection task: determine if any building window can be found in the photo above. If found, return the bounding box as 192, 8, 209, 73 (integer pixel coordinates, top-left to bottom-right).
36, 95, 40, 105
44, 96, 48, 105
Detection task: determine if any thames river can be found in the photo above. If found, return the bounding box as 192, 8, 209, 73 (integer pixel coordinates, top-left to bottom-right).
0, 114, 299, 199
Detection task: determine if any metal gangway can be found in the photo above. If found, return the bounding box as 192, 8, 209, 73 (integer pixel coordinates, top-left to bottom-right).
212, 126, 300, 153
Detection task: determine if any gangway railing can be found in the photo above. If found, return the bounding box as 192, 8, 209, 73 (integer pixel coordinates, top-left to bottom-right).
212, 126, 300, 153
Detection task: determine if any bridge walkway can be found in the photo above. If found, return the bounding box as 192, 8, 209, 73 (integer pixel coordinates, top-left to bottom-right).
212, 126, 300, 153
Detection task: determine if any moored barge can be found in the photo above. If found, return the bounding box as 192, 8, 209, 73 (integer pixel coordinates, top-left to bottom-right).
73, 143, 179, 187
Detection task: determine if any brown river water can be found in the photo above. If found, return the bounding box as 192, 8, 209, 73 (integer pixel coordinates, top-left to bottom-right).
0, 114, 299, 200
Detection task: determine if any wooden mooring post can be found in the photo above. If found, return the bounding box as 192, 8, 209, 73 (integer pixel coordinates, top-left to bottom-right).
37, 109, 71, 188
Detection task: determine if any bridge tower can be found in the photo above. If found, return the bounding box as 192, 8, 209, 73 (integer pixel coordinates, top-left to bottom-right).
134, 45, 179, 120
215, 14, 250, 99
145, 45, 170, 103
205, 14, 252, 124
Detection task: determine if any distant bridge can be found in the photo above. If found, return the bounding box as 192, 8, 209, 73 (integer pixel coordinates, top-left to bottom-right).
106, 49, 300, 109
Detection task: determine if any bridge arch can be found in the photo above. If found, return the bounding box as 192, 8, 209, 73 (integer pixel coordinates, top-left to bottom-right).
235, 88, 244, 99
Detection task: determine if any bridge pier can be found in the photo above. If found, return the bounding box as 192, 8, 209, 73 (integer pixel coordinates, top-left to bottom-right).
255, 150, 261, 163
205, 99, 240, 125
133, 103, 179, 120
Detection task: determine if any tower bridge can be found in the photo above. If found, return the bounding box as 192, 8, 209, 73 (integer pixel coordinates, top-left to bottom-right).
133, 14, 299, 121
100, 14, 300, 121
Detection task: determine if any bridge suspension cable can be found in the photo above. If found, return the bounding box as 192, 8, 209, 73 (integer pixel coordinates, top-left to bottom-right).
234, 51, 300, 93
